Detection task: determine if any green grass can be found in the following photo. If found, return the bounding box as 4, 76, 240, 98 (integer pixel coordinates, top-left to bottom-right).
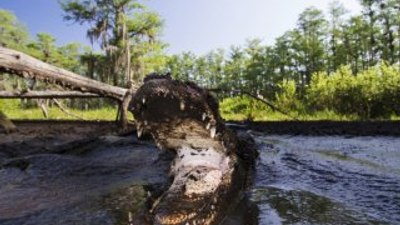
0, 99, 124, 121
1, 99, 398, 122
220, 109, 359, 121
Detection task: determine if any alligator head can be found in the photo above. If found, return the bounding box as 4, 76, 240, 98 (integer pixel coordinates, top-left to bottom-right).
129, 75, 254, 225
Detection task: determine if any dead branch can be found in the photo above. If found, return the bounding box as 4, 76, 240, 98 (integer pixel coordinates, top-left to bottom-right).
52, 99, 86, 120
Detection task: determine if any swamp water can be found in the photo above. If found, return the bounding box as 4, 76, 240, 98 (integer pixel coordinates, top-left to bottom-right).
0, 132, 399, 225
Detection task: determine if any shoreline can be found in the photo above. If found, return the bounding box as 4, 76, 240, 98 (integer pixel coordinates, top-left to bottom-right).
2, 120, 400, 136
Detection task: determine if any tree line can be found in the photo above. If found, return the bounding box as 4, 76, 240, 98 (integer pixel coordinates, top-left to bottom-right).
1, 0, 400, 119
165, 0, 399, 95
161, 0, 400, 119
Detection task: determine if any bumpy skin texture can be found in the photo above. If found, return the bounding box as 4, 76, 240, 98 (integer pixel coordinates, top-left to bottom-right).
129, 76, 256, 225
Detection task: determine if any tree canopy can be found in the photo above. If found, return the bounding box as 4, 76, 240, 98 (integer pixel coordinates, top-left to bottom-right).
60, 0, 164, 86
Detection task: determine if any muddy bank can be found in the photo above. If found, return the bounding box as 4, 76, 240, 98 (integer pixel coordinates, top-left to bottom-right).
3, 120, 400, 137
0, 121, 171, 225
239, 121, 400, 136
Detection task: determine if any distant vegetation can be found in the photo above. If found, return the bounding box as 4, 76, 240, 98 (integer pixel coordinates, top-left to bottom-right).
1, 0, 400, 120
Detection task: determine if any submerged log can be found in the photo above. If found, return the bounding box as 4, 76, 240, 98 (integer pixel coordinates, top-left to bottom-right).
130, 75, 257, 225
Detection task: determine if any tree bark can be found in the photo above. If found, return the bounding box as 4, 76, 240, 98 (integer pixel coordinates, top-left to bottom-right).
0, 47, 131, 101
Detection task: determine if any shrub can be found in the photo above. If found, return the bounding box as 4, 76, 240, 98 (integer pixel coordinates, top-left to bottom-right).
307, 64, 400, 119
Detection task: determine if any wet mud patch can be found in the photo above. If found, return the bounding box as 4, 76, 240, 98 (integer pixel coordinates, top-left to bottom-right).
0, 122, 172, 225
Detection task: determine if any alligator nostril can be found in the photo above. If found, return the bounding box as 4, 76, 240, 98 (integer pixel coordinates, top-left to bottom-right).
188, 174, 198, 181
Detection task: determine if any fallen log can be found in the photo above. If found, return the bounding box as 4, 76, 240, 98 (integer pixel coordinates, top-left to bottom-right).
0, 47, 136, 127
0, 90, 100, 99
0, 47, 130, 101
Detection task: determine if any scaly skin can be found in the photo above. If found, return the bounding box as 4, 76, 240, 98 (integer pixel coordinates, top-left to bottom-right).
130, 76, 256, 225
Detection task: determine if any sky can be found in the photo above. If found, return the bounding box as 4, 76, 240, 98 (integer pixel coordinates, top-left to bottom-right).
0, 0, 362, 55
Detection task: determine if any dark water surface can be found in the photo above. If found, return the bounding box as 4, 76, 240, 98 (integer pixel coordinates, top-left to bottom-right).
250, 133, 400, 225
0, 133, 399, 225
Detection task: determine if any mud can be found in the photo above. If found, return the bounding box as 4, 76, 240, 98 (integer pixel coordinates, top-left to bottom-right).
243, 121, 400, 136
0, 121, 399, 225
0, 121, 172, 225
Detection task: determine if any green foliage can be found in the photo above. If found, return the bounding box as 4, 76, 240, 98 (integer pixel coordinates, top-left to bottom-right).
275, 80, 302, 112
220, 96, 272, 121
0, 9, 29, 50
0, 99, 120, 121
60, 0, 165, 86
307, 64, 400, 119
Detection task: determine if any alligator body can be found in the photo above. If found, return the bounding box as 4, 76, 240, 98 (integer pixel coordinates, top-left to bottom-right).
130, 75, 257, 225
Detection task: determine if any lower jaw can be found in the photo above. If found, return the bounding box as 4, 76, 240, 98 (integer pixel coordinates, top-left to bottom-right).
149, 146, 244, 225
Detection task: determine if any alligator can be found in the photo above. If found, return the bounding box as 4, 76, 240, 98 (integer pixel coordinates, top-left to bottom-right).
130, 75, 258, 225
0, 47, 258, 224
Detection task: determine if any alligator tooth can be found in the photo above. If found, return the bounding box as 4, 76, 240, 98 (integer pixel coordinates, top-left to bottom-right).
22, 71, 29, 78
142, 98, 146, 104
202, 113, 207, 121
144, 120, 148, 126
206, 123, 211, 130
136, 122, 143, 138
210, 127, 216, 138
180, 101, 185, 110
137, 127, 143, 138
156, 141, 163, 150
